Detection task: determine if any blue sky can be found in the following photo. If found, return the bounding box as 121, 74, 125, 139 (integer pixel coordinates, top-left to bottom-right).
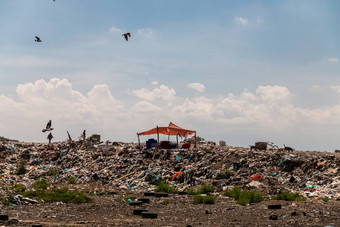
1, 0, 340, 151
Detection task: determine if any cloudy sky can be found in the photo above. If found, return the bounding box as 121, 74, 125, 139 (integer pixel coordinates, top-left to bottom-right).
1, 0, 340, 151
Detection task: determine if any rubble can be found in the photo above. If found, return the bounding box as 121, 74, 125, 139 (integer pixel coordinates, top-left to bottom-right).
0, 137, 339, 205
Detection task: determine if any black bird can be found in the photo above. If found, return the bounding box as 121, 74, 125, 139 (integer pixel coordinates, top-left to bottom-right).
35, 36, 42, 42
122, 33, 131, 41
42, 120, 53, 133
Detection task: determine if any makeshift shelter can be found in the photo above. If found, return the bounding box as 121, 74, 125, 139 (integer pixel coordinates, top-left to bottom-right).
137, 122, 196, 148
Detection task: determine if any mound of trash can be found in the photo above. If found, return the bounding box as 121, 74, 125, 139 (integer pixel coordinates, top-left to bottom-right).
0, 137, 339, 203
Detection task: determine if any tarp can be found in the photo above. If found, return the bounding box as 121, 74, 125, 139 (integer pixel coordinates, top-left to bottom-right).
167, 122, 195, 137
137, 122, 195, 138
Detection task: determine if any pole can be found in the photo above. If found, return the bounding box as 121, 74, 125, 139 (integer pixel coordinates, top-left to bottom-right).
176, 135, 179, 148
157, 126, 159, 149
194, 131, 197, 148
137, 133, 140, 149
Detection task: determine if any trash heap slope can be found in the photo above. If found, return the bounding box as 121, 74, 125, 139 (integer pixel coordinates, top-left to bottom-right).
0, 140, 339, 200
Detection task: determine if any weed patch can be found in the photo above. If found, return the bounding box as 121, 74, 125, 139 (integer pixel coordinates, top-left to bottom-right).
22, 188, 91, 203
197, 182, 214, 195
187, 187, 197, 195
273, 191, 306, 201
187, 182, 214, 195
47, 168, 59, 176
225, 186, 263, 206
123, 196, 136, 201
68, 177, 76, 184
32, 179, 49, 190
193, 195, 215, 204
155, 182, 178, 194
14, 184, 26, 193
221, 166, 233, 179
16, 159, 27, 175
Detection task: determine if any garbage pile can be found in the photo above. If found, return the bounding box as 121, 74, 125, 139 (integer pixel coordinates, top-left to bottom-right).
0, 137, 339, 201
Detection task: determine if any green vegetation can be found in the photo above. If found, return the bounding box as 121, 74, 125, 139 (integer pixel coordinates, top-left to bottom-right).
225, 186, 263, 206
273, 191, 306, 201
197, 182, 214, 194
22, 188, 91, 203
32, 179, 49, 190
187, 187, 197, 195
68, 176, 76, 184
187, 182, 214, 195
193, 195, 215, 204
123, 196, 136, 201
0, 186, 16, 205
16, 159, 27, 175
47, 168, 59, 176
221, 166, 233, 179
14, 184, 26, 193
320, 197, 329, 202
155, 182, 178, 194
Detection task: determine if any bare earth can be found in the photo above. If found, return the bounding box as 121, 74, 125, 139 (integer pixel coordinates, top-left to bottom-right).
1, 192, 339, 226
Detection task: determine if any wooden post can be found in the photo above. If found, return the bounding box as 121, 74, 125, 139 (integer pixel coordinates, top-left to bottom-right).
137, 133, 140, 149
157, 126, 159, 149
176, 135, 179, 148
194, 131, 197, 148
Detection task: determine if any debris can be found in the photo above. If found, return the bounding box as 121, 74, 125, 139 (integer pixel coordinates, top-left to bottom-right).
129, 201, 143, 206
133, 209, 148, 215
268, 204, 282, 209
142, 212, 158, 219
138, 198, 150, 203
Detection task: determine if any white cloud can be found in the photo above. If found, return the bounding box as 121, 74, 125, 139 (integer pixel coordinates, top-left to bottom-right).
234, 17, 248, 25
132, 84, 176, 102
328, 58, 338, 62
138, 28, 153, 35
109, 26, 122, 33
3, 78, 340, 151
151, 81, 159, 85
187, 82, 206, 92
0, 78, 128, 141
331, 85, 340, 94
133, 101, 162, 113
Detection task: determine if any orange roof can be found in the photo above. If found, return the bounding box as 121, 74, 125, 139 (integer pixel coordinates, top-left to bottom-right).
137, 122, 195, 137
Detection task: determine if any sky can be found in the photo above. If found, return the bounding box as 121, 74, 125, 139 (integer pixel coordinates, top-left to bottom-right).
1, 0, 340, 151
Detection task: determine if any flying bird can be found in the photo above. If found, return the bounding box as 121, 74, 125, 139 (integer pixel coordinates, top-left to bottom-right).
122, 33, 131, 41
42, 120, 54, 133
35, 36, 42, 42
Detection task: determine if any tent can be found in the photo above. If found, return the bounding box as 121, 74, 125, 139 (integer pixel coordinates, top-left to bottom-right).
137, 122, 196, 148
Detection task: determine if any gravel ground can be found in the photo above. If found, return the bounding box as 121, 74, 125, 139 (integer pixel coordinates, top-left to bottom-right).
1, 192, 339, 226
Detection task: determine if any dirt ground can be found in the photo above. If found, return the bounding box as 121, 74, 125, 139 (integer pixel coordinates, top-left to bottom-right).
1, 191, 339, 227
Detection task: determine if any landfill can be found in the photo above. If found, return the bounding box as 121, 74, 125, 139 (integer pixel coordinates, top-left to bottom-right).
0, 136, 339, 226
1, 136, 339, 200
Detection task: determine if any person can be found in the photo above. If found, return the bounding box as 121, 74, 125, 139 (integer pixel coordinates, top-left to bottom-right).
82, 130, 86, 140
47, 133, 53, 144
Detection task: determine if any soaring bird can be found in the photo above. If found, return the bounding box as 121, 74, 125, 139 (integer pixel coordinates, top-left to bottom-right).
42, 120, 53, 133
35, 36, 42, 42
122, 33, 131, 41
